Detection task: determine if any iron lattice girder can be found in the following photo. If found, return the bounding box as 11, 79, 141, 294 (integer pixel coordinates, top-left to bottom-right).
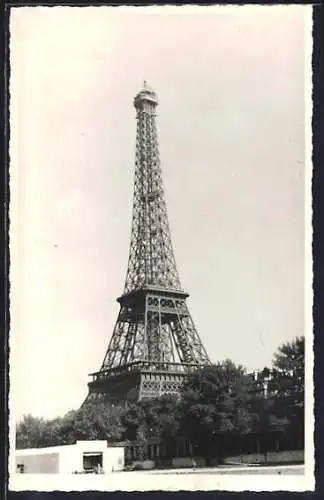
87, 84, 210, 403
124, 87, 181, 294
98, 287, 210, 370
88, 361, 200, 403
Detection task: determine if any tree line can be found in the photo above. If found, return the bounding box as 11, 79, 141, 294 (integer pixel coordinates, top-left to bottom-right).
16, 336, 304, 459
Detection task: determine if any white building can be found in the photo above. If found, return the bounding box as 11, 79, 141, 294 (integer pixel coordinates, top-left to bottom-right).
15, 440, 124, 474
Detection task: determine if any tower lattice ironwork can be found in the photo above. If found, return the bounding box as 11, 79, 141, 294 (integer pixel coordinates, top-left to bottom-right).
86, 82, 211, 404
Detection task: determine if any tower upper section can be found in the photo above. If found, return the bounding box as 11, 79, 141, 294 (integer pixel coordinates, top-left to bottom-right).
134, 81, 159, 114
123, 83, 182, 295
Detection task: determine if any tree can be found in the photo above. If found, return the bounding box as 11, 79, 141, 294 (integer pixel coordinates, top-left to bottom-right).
16, 415, 48, 449
121, 403, 146, 442
16, 402, 125, 449
153, 396, 180, 441
121, 396, 179, 442
273, 336, 304, 394
70, 401, 125, 442
178, 360, 255, 461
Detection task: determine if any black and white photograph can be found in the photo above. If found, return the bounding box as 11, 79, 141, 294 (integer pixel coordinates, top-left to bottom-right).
9, 5, 314, 491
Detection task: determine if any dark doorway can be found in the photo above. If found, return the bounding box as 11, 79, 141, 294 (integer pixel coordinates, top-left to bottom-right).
83, 452, 103, 471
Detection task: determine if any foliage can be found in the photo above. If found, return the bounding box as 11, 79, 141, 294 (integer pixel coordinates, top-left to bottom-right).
179, 360, 255, 446
248, 336, 305, 438
121, 396, 179, 442
16, 402, 125, 449
16, 415, 49, 449
273, 336, 305, 393
121, 403, 145, 441
70, 400, 125, 442
16, 339, 305, 455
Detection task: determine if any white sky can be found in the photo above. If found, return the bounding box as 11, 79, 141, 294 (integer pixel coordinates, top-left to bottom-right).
9, 6, 311, 420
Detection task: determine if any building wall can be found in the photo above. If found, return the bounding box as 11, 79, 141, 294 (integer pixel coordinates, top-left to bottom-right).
15, 452, 59, 474
15, 441, 125, 474
58, 441, 124, 473
58, 444, 80, 473
103, 447, 124, 472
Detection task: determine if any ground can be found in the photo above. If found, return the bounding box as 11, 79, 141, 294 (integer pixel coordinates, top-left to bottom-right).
147, 464, 305, 475
11, 465, 307, 492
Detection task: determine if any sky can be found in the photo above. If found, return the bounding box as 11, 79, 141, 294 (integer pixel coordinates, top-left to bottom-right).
9, 6, 312, 420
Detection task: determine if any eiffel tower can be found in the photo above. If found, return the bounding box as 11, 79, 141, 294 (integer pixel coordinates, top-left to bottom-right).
86, 82, 211, 405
